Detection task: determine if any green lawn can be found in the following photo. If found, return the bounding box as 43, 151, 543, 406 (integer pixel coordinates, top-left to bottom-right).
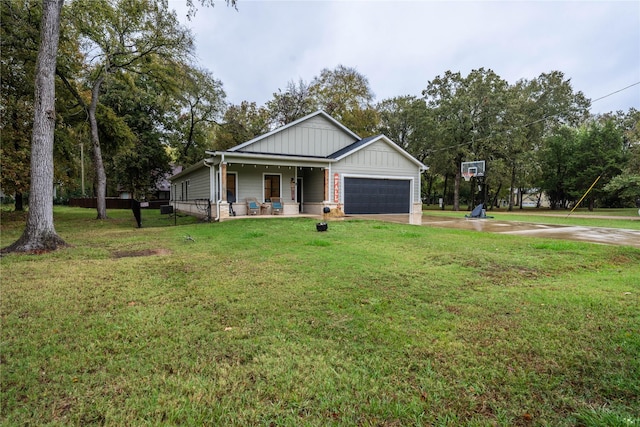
424, 206, 640, 230
2, 207, 639, 426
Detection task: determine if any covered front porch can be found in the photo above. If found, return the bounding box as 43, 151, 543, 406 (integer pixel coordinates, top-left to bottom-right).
202, 151, 341, 221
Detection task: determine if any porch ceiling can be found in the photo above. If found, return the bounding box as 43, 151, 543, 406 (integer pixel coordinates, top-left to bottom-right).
205, 151, 333, 168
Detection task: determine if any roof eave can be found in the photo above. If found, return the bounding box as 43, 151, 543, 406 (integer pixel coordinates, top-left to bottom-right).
169, 159, 210, 181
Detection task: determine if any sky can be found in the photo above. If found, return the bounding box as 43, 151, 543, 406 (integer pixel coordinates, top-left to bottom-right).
169, 0, 640, 115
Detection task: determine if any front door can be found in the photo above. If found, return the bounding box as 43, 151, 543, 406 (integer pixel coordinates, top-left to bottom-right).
227, 173, 237, 215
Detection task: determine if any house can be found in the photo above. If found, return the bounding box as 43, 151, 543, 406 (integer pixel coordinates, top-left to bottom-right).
169, 111, 427, 224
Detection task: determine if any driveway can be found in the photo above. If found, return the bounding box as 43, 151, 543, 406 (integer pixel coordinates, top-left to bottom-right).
348, 214, 640, 249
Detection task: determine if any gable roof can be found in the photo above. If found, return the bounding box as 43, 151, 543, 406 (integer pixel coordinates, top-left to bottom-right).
228, 110, 360, 153
329, 134, 428, 170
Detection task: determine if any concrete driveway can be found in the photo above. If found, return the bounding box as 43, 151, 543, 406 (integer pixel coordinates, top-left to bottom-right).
348, 214, 640, 249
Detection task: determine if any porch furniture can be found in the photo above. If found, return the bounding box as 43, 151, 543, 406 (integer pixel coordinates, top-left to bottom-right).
271, 197, 283, 215
246, 198, 260, 215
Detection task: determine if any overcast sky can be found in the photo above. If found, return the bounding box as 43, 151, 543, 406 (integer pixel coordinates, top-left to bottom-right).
170, 0, 640, 115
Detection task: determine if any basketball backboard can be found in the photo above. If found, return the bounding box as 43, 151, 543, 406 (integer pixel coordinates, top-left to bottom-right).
461, 161, 485, 181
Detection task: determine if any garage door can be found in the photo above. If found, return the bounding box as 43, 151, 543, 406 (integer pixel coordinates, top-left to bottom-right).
344, 177, 411, 214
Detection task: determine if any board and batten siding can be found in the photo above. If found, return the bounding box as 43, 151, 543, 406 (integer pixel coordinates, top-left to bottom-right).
244, 116, 355, 157
332, 140, 422, 200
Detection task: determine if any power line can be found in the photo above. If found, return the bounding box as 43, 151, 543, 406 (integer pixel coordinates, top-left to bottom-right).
591, 81, 640, 104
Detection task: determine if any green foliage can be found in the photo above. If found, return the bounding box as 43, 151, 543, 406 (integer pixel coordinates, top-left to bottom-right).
422, 68, 510, 210
0, 0, 88, 208
603, 174, 640, 207
538, 127, 580, 208
0, 0, 40, 203
214, 101, 271, 150
308, 64, 378, 136
169, 66, 227, 165
570, 119, 625, 207
539, 120, 627, 209
266, 78, 315, 127
1, 208, 639, 425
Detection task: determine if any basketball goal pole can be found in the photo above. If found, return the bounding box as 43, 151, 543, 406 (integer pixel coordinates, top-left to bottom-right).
567, 175, 601, 217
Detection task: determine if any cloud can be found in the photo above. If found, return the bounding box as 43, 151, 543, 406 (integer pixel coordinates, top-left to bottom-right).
171, 0, 640, 114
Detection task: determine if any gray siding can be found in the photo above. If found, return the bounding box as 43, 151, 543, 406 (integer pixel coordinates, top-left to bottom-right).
229, 166, 297, 203
244, 116, 355, 157
332, 140, 422, 201
174, 166, 210, 200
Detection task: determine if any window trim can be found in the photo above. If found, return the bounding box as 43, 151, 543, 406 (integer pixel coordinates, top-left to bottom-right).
262, 173, 282, 202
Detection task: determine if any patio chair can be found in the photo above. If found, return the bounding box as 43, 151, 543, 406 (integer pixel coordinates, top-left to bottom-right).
271, 197, 283, 215
246, 198, 260, 215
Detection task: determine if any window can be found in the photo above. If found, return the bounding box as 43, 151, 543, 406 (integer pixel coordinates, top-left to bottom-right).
264, 174, 280, 201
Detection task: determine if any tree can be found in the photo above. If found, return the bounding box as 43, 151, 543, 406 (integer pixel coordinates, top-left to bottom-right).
214, 101, 271, 150
603, 174, 640, 207
538, 127, 577, 209
266, 78, 315, 127
308, 65, 378, 135
376, 96, 442, 203
423, 68, 509, 210
2, 0, 233, 253
2, 0, 67, 253
1, 0, 41, 211
65, 0, 193, 219
172, 65, 227, 165
102, 71, 172, 199
570, 119, 625, 210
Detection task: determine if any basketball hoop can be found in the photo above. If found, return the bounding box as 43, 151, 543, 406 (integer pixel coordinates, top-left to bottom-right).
461, 161, 484, 182
462, 166, 478, 182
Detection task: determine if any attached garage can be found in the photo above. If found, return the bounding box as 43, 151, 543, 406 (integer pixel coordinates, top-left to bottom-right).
343, 177, 411, 214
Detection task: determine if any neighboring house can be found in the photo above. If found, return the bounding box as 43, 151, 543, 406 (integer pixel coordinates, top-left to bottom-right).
118, 165, 183, 201
153, 165, 182, 201
170, 111, 427, 224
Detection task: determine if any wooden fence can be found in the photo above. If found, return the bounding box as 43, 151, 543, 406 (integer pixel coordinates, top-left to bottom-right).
68, 198, 168, 209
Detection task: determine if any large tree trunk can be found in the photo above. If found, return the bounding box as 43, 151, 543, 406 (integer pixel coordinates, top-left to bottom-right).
441, 174, 448, 210
507, 165, 516, 211
89, 75, 108, 219
453, 171, 461, 211
491, 182, 502, 210
2, 0, 67, 254
453, 154, 463, 211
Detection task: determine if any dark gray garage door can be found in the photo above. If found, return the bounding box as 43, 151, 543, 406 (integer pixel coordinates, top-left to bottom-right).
344, 177, 410, 214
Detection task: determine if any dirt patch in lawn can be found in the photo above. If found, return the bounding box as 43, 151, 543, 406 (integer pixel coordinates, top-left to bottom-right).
112, 248, 172, 258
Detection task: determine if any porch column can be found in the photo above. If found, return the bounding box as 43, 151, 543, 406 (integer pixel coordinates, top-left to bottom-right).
221, 162, 228, 202
324, 168, 329, 201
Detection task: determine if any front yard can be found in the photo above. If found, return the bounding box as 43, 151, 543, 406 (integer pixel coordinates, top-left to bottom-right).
1, 207, 639, 425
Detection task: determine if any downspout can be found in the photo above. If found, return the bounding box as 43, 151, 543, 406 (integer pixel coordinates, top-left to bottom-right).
204, 158, 218, 222
218, 153, 225, 221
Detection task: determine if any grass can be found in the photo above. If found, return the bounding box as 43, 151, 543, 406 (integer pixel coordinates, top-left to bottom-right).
2, 207, 639, 426
423, 206, 640, 230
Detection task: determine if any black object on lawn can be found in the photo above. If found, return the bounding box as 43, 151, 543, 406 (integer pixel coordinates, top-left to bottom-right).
465, 204, 493, 219
132, 199, 142, 228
